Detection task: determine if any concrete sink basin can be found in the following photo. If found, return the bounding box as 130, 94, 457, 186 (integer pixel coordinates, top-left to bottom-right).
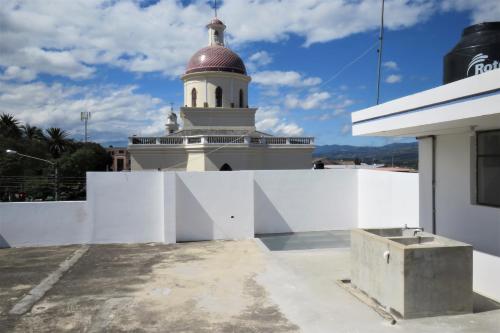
387, 236, 436, 246
351, 228, 473, 319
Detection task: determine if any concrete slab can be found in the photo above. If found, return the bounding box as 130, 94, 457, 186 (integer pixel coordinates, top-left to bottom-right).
0, 245, 81, 316
0, 236, 498, 333
257, 230, 350, 251
0, 241, 298, 332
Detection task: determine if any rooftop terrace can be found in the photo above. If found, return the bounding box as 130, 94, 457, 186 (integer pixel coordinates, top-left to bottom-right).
1, 233, 499, 332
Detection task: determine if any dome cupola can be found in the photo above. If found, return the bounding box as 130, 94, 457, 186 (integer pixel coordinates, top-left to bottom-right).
185, 18, 247, 75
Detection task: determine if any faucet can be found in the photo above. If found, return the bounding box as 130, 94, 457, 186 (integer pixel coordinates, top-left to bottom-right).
403, 224, 424, 235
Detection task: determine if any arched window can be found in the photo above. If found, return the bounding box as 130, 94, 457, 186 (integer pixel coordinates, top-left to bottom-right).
220, 163, 232, 171
239, 89, 244, 108
191, 88, 197, 107
215, 86, 223, 107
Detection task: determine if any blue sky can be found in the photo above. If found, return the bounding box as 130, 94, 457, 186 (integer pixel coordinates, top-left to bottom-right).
1, 0, 499, 147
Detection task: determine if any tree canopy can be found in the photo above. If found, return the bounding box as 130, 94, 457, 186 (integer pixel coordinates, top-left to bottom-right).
0, 113, 112, 201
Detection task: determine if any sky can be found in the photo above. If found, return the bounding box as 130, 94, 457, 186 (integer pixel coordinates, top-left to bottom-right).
1, 0, 500, 147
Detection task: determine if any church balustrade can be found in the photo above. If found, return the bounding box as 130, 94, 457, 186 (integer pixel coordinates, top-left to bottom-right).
129, 136, 314, 146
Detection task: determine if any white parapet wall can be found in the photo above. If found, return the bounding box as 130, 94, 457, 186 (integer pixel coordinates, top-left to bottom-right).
357, 169, 420, 229
175, 171, 254, 242
0, 201, 89, 247
0, 169, 418, 247
254, 169, 359, 234
474, 251, 500, 302
86, 172, 166, 244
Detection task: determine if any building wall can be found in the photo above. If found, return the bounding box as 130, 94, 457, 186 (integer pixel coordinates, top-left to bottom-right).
418, 132, 500, 302
106, 147, 130, 171
254, 170, 359, 234
261, 148, 314, 170
418, 138, 434, 233
131, 146, 313, 171
430, 132, 500, 256
203, 148, 259, 171
357, 169, 419, 229
130, 149, 188, 171
180, 108, 256, 129
183, 72, 250, 108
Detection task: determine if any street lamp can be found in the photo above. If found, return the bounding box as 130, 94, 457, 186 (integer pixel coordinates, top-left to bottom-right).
5, 149, 59, 201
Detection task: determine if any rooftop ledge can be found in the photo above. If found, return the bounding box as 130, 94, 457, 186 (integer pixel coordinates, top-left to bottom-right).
352, 69, 500, 137
128, 135, 314, 146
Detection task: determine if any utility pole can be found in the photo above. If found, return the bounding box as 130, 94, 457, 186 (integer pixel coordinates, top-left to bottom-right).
81, 111, 91, 143
376, 0, 385, 105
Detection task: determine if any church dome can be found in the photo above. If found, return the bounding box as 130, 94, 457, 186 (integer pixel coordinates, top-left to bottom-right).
185, 46, 247, 75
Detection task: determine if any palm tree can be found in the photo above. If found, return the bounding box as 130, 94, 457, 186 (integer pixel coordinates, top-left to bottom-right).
0, 113, 22, 139
21, 124, 45, 141
45, 127, 70, 158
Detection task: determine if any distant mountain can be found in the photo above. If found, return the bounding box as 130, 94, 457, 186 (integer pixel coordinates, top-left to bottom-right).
314, 142, 418, 169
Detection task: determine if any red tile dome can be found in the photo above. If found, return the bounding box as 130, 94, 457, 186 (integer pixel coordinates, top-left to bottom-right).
185, 46, 247, 75
209, 18, 225, 26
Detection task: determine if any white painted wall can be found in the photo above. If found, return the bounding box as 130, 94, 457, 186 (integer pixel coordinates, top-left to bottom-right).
474, 251, 500, 302
0, 170, 419, 246
0, 201, 89, 247
176, 171, 254, 241
254, 170, 358, 234
433, 133, 500, 256
418, 137, 434, 233
86, 172, 166, 244
357, 170, 419, 228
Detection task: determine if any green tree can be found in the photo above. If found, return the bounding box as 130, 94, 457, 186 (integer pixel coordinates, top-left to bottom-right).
0, 113, 22, 139
59, 143, 112, 177
21, 124, 45, 141
45, 127, 70, 158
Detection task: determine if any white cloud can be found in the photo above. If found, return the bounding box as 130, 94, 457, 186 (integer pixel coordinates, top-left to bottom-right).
385, 74, 403, 84
341, 124, 351, 135
221, 0, 436, 46
0, 81, 168, 143
305, 109, 346, 121
286, 92, 331, 110
0, 66, 37, 82
2, 0, 493, 81
255, 106, 304, 136
441, 1, 500, 23
274, 123, 304, 136
285, 90, 354, 111
0, 0, 209, 80
383, 61, 399, 71
247, 51, 273, 72
253, 71, 321, 87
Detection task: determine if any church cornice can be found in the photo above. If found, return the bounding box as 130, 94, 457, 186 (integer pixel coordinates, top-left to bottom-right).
181, 71, 251, 82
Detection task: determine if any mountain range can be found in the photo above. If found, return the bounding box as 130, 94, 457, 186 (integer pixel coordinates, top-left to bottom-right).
313, 142, 418, 169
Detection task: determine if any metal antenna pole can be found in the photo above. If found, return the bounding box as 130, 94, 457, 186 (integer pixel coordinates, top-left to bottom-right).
376, 0, 385, 105
81, 111, 91, 143
214, 0, 217, 17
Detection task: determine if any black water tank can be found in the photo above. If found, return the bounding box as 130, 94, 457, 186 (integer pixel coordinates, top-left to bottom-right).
443, 22, 500, 84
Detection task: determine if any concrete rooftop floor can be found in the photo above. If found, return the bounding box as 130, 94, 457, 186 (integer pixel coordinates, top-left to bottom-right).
0, 232, 499, 333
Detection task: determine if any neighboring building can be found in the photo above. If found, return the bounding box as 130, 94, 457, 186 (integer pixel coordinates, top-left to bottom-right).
106, 147, 130, 171
128, 17, 314, 171
351, 68, 500, 301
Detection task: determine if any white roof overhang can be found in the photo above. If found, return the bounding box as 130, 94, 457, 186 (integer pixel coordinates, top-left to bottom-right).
351, 69, 500, 137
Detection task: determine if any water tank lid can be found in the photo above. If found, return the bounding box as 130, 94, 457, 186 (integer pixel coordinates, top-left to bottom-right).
462, 22, 500, 36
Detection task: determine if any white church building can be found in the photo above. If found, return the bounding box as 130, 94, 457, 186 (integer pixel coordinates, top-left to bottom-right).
128, 18, 314, 171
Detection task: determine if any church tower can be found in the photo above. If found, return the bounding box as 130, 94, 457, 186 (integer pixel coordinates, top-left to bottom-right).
128, 15, 314, 172
180, 17, 254, 132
